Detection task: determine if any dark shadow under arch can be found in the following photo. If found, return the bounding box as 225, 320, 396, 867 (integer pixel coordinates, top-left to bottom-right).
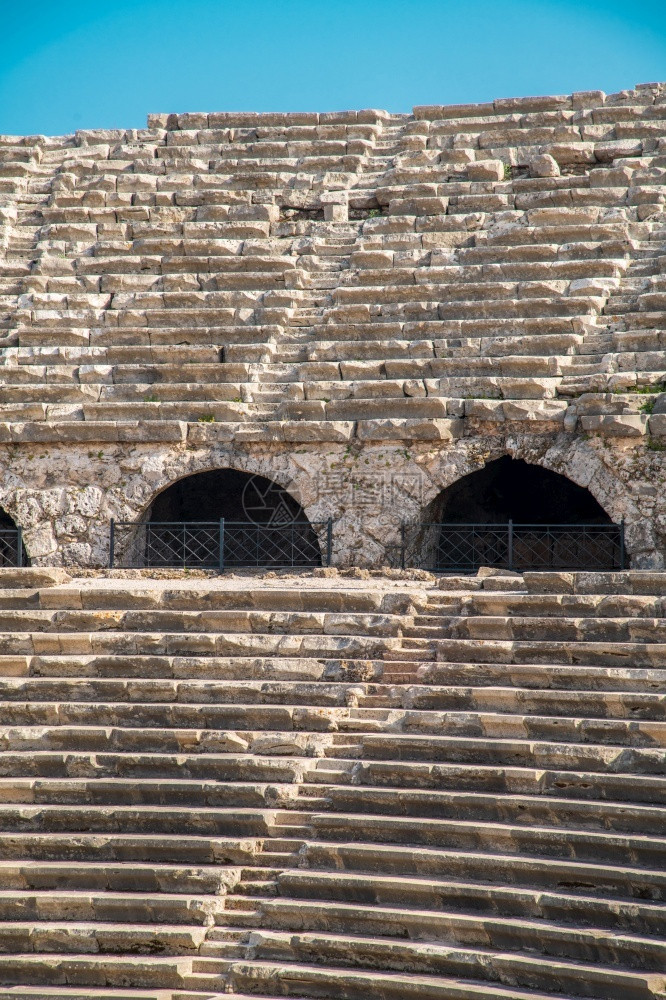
136, 468, 323, 568
431, 456, 612, 525
408, 457, 623, 572
149, 468, 307, 525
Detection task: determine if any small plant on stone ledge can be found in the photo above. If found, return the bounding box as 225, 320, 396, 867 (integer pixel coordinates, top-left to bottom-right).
197, 414, 216, 423
628, 384, 664, 394
640, 398, 656, 414
646, 437, 666, 451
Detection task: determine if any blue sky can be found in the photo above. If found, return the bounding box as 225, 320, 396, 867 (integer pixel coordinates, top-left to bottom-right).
1, 0, 665, 135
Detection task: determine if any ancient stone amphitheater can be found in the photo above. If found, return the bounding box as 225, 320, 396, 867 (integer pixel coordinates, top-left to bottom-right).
0, 82, 664, 999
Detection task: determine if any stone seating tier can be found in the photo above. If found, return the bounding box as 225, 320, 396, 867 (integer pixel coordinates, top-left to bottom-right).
0, 568, 663, 999
1, 84, 666, 445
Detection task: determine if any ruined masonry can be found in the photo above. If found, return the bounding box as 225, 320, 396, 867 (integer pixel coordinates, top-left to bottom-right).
0, 84, 664, 565
0, 83, 664, 1000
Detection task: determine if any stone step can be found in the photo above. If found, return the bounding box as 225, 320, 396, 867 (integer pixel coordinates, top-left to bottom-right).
3, 675, 663, 714
0, 952, 193, 989
0, 698, 394, 725
233, 878, 280, 896
427, 638, 666, 667
0, 632, 399, 658
1, 702, 660, 745
0, 832, 259, 865
276, 868, 666, 935
0, 921, 208, 954
427, 593, 666, 616
0, 778, 303, 810
0, 990, 175, 1000
301, 837, 666, 902
0, 608, 404, 634
229, 953, 664, 1000
249, 897, 666, 971
0, 804, 273, 837
0, 653, 386, 681
416, 660, 666, 691
0, 751, 308, 781
314, 784, 665, 834
520, 573, 666, 597
326, 758, 666, 804
309, 810, 666, 867
0, 585, 411, 612
0, 859, 241, 894
344, 731, 666, 770
0, 678, 401, 707
400, 684, 666, 716
433, 614, 666, 643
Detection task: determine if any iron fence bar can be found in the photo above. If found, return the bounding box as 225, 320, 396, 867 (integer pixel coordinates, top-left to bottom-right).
16, 527, 22, 568
107, 519, 331, 569
620, 518, 626, 571
400, 520, 406, 570
405, 521, 625, 573
109, 519, 115, 569
414, 523, 621, 529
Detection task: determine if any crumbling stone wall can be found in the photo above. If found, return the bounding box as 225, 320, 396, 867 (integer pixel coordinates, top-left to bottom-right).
0, 429, 661, 569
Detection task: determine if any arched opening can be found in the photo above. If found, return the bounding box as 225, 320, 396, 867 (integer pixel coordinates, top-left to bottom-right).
149, 469, 306, 525
0, 508, 28, 567
408, 457, 624, 572
116, 469, 325, 569
434, 456, 611, 525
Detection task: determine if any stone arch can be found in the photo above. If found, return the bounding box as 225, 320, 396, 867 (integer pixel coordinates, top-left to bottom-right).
409, 453, 625, 572
425, 456, 614, 526
407, 435, 656, 567
147, 467, 309, 525
117, 465, 324, 568
119, 450, 314, 527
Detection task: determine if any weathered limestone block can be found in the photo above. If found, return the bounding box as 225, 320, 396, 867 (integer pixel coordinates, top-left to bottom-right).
648, 414, 666, 437
528, 153, 560, 177
580, 414, 649, 436
467, 159, 505, 181
356, 417, 463, 440
545, 142, 596, 164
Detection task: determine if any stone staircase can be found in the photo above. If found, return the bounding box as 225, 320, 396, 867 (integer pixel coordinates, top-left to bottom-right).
0, 567, 663, 999
0, 88, 664, 448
